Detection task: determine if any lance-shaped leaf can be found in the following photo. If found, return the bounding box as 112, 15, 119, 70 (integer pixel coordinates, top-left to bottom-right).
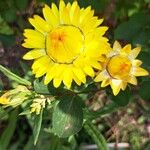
0, 65, 31, 86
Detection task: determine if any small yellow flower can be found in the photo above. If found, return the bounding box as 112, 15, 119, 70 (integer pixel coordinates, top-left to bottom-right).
0, 94, 10, 105
0, 86, 31, 107
30, 97, 46, 115
22, 0, 110, 88
95, 41, 149, 95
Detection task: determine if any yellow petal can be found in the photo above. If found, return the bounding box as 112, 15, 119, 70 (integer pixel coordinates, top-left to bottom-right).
72, 73, 82, 86
33, 57, 50, 77
121, 82, 127, 91
83, 66, 94, 77
121, 44, 131, 54
110, 79, 122, 96
70, 1, 80, 26
94, 26, 108, 36
88, 59, 102, 70
129, 47, 141, 59
94, 70, 108, 82
53, 77, 62, 88
22, 29, 45, 48
55, 65, 65, 78
43, 4, 59, 27
22, 38, 45, 49
35, 67, 47, 78
66, 2, 71, 10
132, 59, 142, 67
127, 76, 137, 85
51, 3, 59, 17
73, 67, 86, 83
23, 29, 44, 39
113, 41, 122, 51
79, 7, 92, 26
31, 56, 50, 70
101, 79, 110, 87
23, 49, 46, 60
62, 7, 71, 24
29, 15, 51, 33
32, 66, 39, 74
44, 64, 56, 85
132, 67, 149, 76
82, 17, 99, 34
63, 67, 73, 88
59, 0, 66, 23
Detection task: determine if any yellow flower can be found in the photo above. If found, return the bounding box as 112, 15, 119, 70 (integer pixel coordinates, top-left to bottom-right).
0, 86, 31, 107
22, 0, 110, 88
30, 96, 46, 115
95, 41, 149, 95
0, 94, 10, 105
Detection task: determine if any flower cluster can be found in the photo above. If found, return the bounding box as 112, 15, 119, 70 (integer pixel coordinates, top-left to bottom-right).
22, 0, 149, 95
30, 97, 47, 115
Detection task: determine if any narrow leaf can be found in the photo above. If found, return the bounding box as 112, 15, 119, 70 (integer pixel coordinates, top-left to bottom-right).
0, 65, 31, 86
84, 121, 108, 150
33, 109, 43, 145
0, 109, 18, 150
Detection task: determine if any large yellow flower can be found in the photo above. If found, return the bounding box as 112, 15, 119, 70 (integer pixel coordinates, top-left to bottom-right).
95, 41, 149, 95
22, 0, 110, 88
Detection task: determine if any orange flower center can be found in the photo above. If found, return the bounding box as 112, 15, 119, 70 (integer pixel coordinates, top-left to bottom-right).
46, 25, 85, 64
107, 55, 132, 79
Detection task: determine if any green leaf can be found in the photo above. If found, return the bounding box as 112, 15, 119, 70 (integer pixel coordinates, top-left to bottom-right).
19, 109, 31, 116
14, 0, 28, 10
138, 51, 150, 71
0, 34, 15, 47
34, 79, 50, 95
0, 107, 8, 119
84, 121, 108, 150
34, 78, 67, 96
84, 102, 119, 120
110, 88, 131, 106
1, 8, 17, 23
33, 109, 43, 145
0, 15, 14, 35
0, 109, 18, 150
78, 0, 108, 13
114, 13, 150, 45
114, 21, 141, 41
0, 78, 3, 91
0, 65, 31, 86
139, 81, 150, 100
52, 95, 83, 138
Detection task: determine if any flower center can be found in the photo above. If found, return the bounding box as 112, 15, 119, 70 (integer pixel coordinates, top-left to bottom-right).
46, 25, 85, 64
107, 55, 132, 79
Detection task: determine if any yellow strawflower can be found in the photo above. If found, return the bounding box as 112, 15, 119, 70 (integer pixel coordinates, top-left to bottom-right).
0, 86, 31, 107
22, 0, 110, 88
95, 41, 149, 95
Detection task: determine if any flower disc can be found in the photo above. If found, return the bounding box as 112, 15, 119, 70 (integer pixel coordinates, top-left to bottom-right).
46, 25, 84, 64
107, 56, 131, 80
